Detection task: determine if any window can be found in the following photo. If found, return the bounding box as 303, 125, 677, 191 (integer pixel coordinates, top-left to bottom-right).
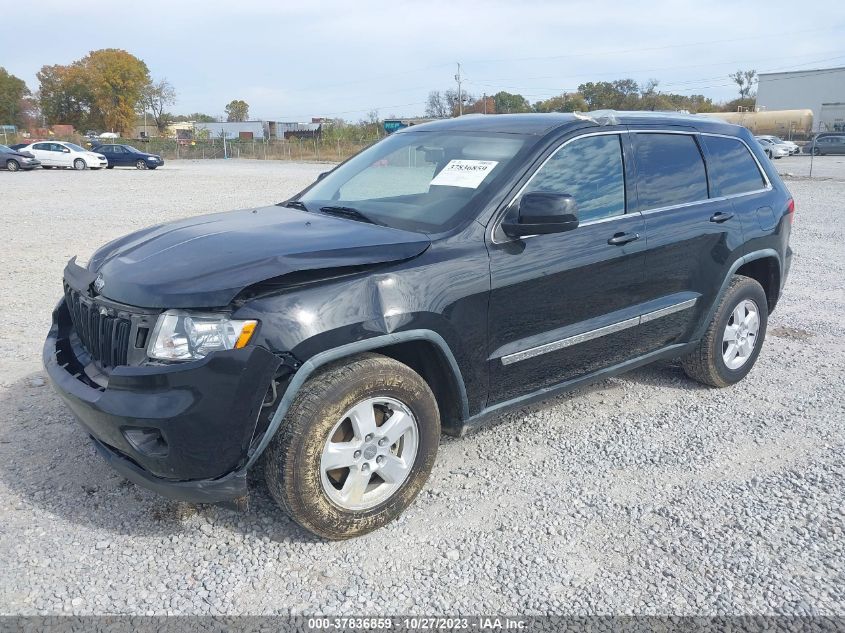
524, 134, 626, 223
299, 131, 528, 233
634, 133, 708, 211
33, 143, 49, 151
704, 136, 766, 195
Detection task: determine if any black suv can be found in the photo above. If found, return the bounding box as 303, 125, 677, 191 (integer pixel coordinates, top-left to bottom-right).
44, 112, 793, 539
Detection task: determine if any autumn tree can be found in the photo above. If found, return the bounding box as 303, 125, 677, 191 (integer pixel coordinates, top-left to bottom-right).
37, 49, 150, 133
0, 67, 32, 128
225, 99, 249, 122
141, 78, 176, 132
533, 93, 588, 113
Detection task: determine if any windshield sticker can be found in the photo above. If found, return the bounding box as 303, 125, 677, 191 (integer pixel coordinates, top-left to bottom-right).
430, 160, 499, 189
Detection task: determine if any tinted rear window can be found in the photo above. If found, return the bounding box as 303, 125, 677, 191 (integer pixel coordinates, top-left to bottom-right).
634, 133, 708, 211
705, 136, 766, 195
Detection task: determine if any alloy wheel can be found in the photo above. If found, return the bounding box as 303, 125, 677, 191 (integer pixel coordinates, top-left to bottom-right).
74, 159, 86, 170
136, 160, 148, 170
722, 299, 760, 370
320, 397, 419, 511
6, 160, 19, 172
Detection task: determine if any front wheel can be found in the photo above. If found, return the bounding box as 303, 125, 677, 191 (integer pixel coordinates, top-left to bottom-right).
135, 159, 148, 170
264, 353, 440, 539
681, 275, 768, 387
6, 159, 20, 172
73, 158, 86, 170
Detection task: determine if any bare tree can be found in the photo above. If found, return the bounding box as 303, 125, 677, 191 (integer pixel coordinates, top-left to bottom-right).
141, 79, 176, 133
425, 90, 449, 118
730, 70, 758, 99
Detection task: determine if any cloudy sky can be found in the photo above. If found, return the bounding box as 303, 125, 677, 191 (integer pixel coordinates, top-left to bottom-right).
2, 0, 843, 121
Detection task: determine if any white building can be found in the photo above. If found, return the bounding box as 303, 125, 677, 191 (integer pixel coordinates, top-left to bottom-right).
756, 66, 845, 133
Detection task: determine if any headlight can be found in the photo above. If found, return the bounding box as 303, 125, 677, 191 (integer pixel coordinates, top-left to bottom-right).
147, 310, 258, 361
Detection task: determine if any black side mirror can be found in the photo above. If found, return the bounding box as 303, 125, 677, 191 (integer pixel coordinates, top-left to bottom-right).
317, 171, 330, 181
502, 192, 580, 237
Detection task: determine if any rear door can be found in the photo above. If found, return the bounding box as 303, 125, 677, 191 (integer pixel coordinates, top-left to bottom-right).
29, 143, 53, 165
632, 129, 746, 351
486, 130, 648, 404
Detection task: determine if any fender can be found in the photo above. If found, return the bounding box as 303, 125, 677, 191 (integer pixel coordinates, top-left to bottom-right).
690, 248, 782, 342
245, 329, 469, 468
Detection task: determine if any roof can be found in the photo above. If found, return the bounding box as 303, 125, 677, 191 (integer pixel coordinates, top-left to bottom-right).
758, 65, 845, 77
397, 111, 737, 135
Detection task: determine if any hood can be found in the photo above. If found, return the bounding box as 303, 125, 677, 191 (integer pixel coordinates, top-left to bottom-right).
82, 205, 431, 308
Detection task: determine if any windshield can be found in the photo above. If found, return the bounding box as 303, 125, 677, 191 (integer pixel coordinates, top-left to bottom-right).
124, 145, 141, 153
298, 130, 529, 233
65, 143, 86, 152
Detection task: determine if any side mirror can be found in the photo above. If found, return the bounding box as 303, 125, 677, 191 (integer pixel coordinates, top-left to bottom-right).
317, 171, 330, 181
502, 192, 580, 237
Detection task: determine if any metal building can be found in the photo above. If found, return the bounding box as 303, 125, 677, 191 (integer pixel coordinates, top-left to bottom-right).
756, 66, 845, 133
192, 121, 268, 140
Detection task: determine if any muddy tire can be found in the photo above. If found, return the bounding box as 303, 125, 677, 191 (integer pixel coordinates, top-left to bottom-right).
264, 353, 440, 539
682, 275, 768, 388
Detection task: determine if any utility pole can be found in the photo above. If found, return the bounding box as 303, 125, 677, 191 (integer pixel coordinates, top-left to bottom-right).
483, 92, 487, 115
455, 62, 463, 117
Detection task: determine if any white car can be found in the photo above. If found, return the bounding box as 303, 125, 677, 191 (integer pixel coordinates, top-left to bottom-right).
20, 141, 108, 170
757, 135, 800, 155
756, 137, 789, 160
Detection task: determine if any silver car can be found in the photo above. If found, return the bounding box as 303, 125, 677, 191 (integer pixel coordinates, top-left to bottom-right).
757, 135, 800, 155
756, 137, 789, 159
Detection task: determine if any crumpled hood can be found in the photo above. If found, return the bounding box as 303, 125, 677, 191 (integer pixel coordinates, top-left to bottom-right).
83, 205, 430, 308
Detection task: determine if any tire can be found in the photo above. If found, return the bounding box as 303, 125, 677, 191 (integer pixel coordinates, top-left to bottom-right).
136, 159, 147, 170
264, 353, 440, 539
106, 165, 114, 169
681, 275, 768, 388
6, 159, 20, 172
73, 158, 86, 170
42, 166, 53, 170
812, 147, 821, 156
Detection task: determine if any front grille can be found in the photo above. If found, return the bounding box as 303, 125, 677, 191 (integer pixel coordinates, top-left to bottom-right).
64, 286, 132, 368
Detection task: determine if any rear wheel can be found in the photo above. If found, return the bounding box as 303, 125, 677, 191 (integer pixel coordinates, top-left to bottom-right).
264, 353, 440, 539
73, 158, 86, 170
682, 275, 768, 387
6, 159, 20, 172
106, 165, 114, 169
812, 147, 822, 156
136, 159, 148, 170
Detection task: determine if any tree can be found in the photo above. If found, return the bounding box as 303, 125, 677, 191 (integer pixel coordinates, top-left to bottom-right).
492, 91, 531, 114
141, 78, 176, 132
37, 49, 150, 133
225, 99, 249, 122
533, 93, 588, 113
730, 69, 757, 99
425, 90, 450, 118
578, 79, 640, 110
0, 67, 31, 128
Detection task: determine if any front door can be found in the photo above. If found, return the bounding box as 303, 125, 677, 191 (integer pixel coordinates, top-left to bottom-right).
487, 131, 648, 405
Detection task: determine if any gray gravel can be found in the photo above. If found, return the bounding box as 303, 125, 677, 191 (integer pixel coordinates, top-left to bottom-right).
1, 159, 844, 616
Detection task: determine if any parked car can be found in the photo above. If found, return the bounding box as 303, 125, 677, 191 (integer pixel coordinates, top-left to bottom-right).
19, 141, 107, 170
756, 135, 800, 155
94, 144, 164, 169
755, 137, 789, 159
44, 112, 793, 539
9, 143, 32, 152
0, 144, 41, 171
809, 134, 845, 155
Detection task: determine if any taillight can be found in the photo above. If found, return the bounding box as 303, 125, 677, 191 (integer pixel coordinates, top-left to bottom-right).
786, 198, 795, 223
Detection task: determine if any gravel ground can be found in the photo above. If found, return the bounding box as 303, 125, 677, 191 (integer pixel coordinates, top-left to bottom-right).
0, 158, 843, 616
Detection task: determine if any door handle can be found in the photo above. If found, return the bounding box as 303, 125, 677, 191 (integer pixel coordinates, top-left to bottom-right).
608, 232, 640, 246
710, 212, 734, 223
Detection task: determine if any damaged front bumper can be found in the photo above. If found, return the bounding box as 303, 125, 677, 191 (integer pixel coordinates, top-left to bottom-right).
43, 299, 282, 504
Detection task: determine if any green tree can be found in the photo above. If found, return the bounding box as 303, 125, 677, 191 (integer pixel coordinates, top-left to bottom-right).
37, 63, 92, 129
225, 99, 249, 121
730, 69, 757, 99
493, 91, 531, 114
533, 93, 588, 113
0, 67, 31, 127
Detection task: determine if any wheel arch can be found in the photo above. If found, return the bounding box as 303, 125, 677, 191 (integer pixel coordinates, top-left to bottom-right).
246, 330, 469, 468
691, 249, 782, 342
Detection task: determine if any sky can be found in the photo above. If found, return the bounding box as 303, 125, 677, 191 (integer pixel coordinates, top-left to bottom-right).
2, 0, 844, 122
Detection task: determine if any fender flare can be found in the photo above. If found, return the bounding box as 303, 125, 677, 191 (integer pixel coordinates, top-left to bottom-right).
245, 329, 469, 468
690, 248, 782, 341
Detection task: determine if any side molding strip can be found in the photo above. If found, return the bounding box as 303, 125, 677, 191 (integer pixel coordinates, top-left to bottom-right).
501, 298, 697, 366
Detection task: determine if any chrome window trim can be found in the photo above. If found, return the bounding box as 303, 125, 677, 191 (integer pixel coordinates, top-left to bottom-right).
490, 129, 773, 244
500, 297, 697, 365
